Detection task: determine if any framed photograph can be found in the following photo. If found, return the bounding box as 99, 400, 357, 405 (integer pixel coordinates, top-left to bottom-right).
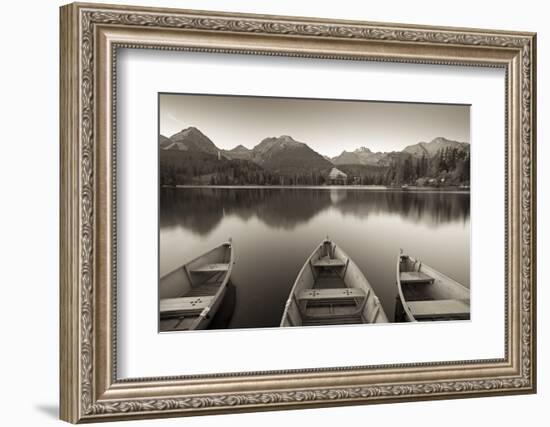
60, 2, 537, 423
157, 93, 473, 332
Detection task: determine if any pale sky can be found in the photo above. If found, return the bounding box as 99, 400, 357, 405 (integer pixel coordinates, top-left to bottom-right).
159, 93, 470, 158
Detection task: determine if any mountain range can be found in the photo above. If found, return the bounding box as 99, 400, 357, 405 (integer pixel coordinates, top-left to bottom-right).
331, 147, 391, 166
160, 127, 219, 155
161, 127, 333, 173
331, 137, 469, 166
159, 126, 470, 186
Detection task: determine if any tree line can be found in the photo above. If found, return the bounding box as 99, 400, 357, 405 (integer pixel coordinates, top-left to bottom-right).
160, 156, 332, 186
382, 147, 470, 186
160, 146, 470, 187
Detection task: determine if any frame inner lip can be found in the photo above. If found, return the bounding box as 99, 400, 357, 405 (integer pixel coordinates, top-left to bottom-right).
109, 41, 511, 383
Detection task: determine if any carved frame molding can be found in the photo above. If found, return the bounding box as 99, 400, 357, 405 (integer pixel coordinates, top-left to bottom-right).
60, 2, 536, 423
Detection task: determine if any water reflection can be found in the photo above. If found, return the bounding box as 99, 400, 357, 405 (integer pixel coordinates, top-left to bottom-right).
160, 187, 470, 236
160, 187, 470, 328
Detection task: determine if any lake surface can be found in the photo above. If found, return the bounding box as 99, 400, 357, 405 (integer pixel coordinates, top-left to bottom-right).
160, 187, 470, 328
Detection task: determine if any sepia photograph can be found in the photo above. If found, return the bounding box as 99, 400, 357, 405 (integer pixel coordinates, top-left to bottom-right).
158, 93, 471, 332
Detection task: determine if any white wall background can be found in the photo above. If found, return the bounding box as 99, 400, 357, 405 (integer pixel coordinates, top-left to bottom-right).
0, 0, 545, 426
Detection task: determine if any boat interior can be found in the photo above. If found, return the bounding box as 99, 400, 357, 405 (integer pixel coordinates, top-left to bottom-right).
159, 243, 232, 331
283, 240, 384, 327
397, 254, 470, 321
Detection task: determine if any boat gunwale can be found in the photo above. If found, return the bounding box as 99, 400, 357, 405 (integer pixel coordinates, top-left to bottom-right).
279, 241, 324, 327
396, 251, 417, 322
189, 241, 235, 330
332, 245, 388, 324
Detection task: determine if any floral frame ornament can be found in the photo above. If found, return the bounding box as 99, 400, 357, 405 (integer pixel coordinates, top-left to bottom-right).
60, 2, 536, 423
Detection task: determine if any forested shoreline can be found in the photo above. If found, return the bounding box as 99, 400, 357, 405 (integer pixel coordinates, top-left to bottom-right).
160, 145, 469, 187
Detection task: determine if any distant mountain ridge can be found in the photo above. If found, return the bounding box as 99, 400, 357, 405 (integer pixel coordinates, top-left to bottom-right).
162, 127, 220, 156
332, 137, 469, 167
159, 127, 470, 186
221, 144, 252, 161
250, 135, 332, 173
402, 137, 469, 158
161, 128, 469, 165
162, 129, 332, 173
332, 146, 390, 166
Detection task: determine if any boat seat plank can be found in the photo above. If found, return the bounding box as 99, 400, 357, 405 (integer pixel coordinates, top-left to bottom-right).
400, 271, 434, 284
190, 263, 229, 273
160, 296, 215, 314
312, 258, 345, 268
298, 288, 366, 301
407, 299, 470, 319
303, 316, 363, 326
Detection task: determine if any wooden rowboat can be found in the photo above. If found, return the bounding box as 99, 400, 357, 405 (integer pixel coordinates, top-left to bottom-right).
159, 240, 234, 331
396, 251, 470, 322
280, 238, 388, 327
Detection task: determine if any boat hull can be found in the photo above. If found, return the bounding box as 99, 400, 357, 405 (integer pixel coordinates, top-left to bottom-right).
193, 284, 227, 330
396, 252, 470, 322
159, 241, 234, 331
281, 239, 388, 327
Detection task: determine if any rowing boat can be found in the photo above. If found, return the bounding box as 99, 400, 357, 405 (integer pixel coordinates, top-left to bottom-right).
280, 238, 388, 327
159, 240, 234, 331
396, 251, 470, 322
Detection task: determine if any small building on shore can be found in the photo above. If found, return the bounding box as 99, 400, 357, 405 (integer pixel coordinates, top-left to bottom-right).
328, 167, 348, 185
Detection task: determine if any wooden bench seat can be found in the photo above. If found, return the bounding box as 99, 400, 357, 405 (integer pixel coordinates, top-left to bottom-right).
298, 287, 366, 301
400, 271, 434, 284
312, 258, 346, 268
407, 299, 470, 319
160, 295, 215, 315
190, 263, 229, 273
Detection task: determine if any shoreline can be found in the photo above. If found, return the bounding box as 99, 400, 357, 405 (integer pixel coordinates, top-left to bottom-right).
163, 184, 470, 193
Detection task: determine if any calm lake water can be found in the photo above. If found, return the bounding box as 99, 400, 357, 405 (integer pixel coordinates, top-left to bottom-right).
160, 187, 470, 328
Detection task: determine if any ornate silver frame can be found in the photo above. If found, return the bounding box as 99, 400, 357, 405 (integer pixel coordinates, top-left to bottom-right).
60, 2, 537, 423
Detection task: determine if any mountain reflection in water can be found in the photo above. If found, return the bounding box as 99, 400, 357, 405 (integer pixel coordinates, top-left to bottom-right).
160, 187, 470, 328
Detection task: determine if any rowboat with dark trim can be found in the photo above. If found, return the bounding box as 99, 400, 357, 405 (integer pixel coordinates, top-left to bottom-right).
395, 250, 470, 322
280, 238, 388, 327
159, 240, 234, 331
